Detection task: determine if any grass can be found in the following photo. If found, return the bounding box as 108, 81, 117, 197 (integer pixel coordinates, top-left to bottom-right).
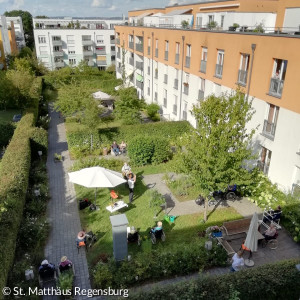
75, 171, 242, 266
0, 109, 21, 123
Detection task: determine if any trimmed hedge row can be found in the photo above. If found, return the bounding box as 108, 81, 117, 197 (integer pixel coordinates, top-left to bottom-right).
93, 240, 227, 289
129, 259, 300, 300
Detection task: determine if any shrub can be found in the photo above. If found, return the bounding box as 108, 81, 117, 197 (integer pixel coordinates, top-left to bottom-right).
151, 137, 172, 165
128, 136, 154, 166
129, 259, 300, 300
71, 157, 124, 172
30, 127, 48, 160
145, 103, 160, 121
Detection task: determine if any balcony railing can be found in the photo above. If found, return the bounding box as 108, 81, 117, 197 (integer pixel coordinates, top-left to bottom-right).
198, 90, 204, 101
147, 87, 150, 95
174, 79, 178, 90
129, 57, 134, 66
129, 41, 134, 49
185, 56, 190, 68
215, 64, 223, 78
262, 120, 276, 140
54, 61, 64, 68
237, 69, 248, 85
147, 66, 150, 75
147, 46, 150, 55
163, 98, 167, 108
136, 80, 143, 89
110, 39, 115, 44
182, 111, 187, 120
200, 60, 207, 73
136, 61, 143, 71
97, 60, 107, 66
164, 51, 168, 61
116, 38, 120, 45
53, 51, 64, 57
175, 53, 179, 65
117, 52, 120, 59
116, 67, 121, 73
164, 74, 168, 84
183, 84, 189, 95
154, 92, 158, 101
52, 39, 62, 46
82, 39, 93, 46
83, 50, 94, 56
155, 48, 158, 57
269, 78, 284, 98
136, 43, 143, 52
173, 104, 177, 115
155, 70, 158, 79
95, 49, 106, 55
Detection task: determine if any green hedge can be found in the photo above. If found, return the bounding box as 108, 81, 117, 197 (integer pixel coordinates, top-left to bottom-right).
93, 240, 227, 289
129, 259, 300, 300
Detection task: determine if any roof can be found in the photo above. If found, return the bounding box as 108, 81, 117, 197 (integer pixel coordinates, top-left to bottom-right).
164, 8, 192, 16
137, 12, 153, 18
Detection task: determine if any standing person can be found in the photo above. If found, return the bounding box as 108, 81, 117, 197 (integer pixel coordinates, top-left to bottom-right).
127, 173, 136, 203
121, 162, 131, 178
230, 250, 244, 272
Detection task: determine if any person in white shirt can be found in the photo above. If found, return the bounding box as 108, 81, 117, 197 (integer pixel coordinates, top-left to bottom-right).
127, 172, 136, 203
122, 162, 131, 178
230, 250, 244, 272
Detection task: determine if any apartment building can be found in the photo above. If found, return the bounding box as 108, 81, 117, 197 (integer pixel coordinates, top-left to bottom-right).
6, 16, 26, 51
115, 0, 300, 193
33, 17, 123, 70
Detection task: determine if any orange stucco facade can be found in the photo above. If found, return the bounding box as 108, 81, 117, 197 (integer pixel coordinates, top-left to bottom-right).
116, 25, 300, 114
0, 30, 6, 69
8, 22, 18, 55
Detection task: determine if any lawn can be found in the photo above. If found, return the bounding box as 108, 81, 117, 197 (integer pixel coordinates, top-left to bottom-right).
0, 109, 21, 123
75, 171, 242, 266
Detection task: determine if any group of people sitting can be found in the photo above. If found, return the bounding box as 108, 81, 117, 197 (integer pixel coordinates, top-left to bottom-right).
111, 141, 127, 156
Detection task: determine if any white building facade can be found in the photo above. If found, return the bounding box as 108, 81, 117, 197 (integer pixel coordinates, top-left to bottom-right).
6, 16, 26, 50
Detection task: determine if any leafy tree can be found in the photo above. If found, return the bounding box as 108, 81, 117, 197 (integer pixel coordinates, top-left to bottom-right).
113, 87, 145, 125
175, 91, 256, 221
35, 15, 48, 19
0, 73, 18, 109
4, 10, 34, 49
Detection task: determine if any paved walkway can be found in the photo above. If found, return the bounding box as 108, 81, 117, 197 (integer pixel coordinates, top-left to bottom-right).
143, 174, 262, 217
44, 105, 92, 300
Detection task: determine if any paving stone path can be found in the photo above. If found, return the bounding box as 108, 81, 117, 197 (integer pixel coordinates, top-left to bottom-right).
44, 105, 92, 300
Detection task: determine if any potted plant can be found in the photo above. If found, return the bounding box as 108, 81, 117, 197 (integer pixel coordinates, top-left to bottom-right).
229, 23, 239, 31
207, 21, 218, 30
181, 20, 189, 29
206, 225, 222, 237
183, 82, 189, 87
54, 153, 63, 162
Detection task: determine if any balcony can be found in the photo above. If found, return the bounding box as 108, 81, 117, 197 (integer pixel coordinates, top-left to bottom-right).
163, 98, 167, 108
110, 39, 115, 44
237, 69, 248, 86
185, 56, 190, 68
54, 61, 64, 68
174, 79, 178, 90
155, 70, 158, 79
136, 43, 143, 53
97, 60, 107, 66
52, 39, 62, 46
116, 67, 121, 73
82, 39, 93, 46
155, 48, 158, 57
147, 46, 150, 55
95, 49, 106, 55
175, 53, 179, 65
88, 61, 94, 67
83, 50, 94, 56
198, 90, 204, 101
182, 111, 187, 120
165, 51, 168, 61
129, 42, 134, 50
116, 38, 120, 45
200, 60, 207, 73
136, 61, 143, 71
215, 64, 223, 78
173, 104, 177, 115
183, 84, 189, 95
164, 74, 168, 84
136, 80, 143, 89
154, 92, 158, 102
53, 51, 64, 57
117, 52, 120, 59
147, 66, 150, 75
147, 87, 150, 95
129, 57, 134, 66
262, 120, 276, 140
269, 78, 284, 98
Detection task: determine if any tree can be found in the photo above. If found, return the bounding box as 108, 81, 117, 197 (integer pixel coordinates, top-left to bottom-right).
175, 91, 256, 221
0, 73, 18, 110
4, 10, 34, 49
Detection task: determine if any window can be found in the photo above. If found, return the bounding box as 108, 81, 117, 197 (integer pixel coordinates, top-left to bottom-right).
238, 54, 249, 85
154, 83, 158, 101
220, 16, 225, 28
258, 147, 272, 175
173, 95, 178, 115
182, 102, 188, 120
52, 36, 61, 41
165, 41, 169, 60
147, 79, 150, 95
82, 35, 92, 41
198, 77, 205, 100
38, 36, 46, 43
111, 46, 115, 51
163, 89, 167, 108
262, 104, 279, 139
208, 15, 214, 23
68, 46, 75, 54
53, 46, 61, 52
39, 46, 47, 55
96, 35, 104, 43
196, 17, 202, 28
269, 58, 287, 97
185, 44, 191, 67
155, 39, 158, 57
200, 47, 207, 73
175, 42, 180, 64
67, 35, 75, 44
215, 50, 224, 78
69, 58, 76, 65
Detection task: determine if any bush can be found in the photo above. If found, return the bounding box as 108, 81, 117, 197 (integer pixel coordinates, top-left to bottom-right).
151, 137, 172, 164
30, 127, 48, 160
93, 240, 227, 289
129, 259, 300, 300
145, 103, 160, 121
71, 157, 124, 172
128, 136, 154, 166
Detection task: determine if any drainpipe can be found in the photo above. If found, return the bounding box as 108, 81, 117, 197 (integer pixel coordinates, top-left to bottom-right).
142, 30, 144, 98
179, 35, 185, 120
151, 32, 154, 103
246, 43, 256, 101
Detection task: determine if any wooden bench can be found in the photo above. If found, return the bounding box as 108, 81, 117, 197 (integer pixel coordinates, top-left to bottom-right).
216, 237, 235, 257
222, 218, 251, 236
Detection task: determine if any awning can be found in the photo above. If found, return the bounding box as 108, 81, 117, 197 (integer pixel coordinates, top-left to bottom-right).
164, 8, 192, 16
136, 74, 143, 82
97, 55, 106, 61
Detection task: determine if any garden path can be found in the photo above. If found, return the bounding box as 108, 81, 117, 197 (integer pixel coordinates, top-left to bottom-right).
44, 104, 94, 300
142, 174, 262, 218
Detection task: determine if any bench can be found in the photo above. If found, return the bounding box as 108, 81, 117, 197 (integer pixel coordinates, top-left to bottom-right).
222, 218, 251, 236
216, 237, 235, 257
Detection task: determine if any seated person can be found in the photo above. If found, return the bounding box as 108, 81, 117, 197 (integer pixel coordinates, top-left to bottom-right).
39, 260, 55, 277
263, 223, 277, 241
263, 205, 282, 223
127, 226, 139, 243
150, 221, 163, 234
59, 256, 73, 272
76, 230, 86, 247
111, 141, 120, 156
121, 162, 131, 178
120, 141, 127, 154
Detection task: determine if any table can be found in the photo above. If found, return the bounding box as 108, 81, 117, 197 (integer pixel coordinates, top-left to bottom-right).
106, 200, 128, 213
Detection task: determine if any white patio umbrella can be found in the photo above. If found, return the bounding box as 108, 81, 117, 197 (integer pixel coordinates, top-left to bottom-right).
244, 212, 259, 266
68, 167, 126, 201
